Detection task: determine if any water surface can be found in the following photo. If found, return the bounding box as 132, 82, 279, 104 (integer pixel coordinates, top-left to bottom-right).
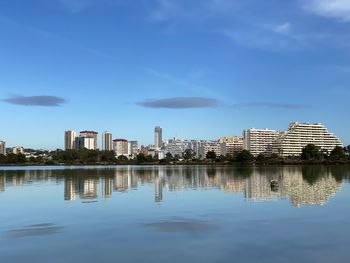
1, 165, 350, 263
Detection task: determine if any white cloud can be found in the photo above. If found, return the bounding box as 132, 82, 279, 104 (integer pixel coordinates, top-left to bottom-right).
303, 0, 350, 21
59, 0, 95, 13
273, 22, 291, 34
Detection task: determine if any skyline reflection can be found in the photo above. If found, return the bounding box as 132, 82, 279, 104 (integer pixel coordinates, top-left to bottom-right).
0, 166, 349, 207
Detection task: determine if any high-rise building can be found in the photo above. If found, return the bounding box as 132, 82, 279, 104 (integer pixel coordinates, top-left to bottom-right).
127, 141, 138, 158
243, 128, 280, 156
113, 139, 128, 157
64, 130, 77, 150
165, 137, 187, 157
0, 140, 5, 155
102, 131, 112, 151
219, 136, 244, 155
154, 126, 163, 149
79, 131, 98, 150
273, 122, 343, 157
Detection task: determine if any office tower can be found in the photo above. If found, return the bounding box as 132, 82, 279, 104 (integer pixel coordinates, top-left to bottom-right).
113, 139, 128, 157
0, 140, 5, 155
64, 130, 77, 150
154, 126, 163, 149
219, 136, 244, 155
243, 128, 280, 156
102, 131, 112, 151
273, 122, 343, 157
79, 131, 98, 150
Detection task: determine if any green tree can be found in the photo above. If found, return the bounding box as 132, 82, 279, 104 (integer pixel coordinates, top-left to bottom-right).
255, 153, 266, 163
183, 149, 195, 160
235, 150, 254, 163
329, 146, 346, 161
301, 144, 323, 161
206, 151, 217, 161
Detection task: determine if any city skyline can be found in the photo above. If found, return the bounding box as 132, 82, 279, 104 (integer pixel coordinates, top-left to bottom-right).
1, 1, 350, 149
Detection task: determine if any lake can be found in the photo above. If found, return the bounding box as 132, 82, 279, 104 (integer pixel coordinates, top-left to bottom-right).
0, 165, 350, 263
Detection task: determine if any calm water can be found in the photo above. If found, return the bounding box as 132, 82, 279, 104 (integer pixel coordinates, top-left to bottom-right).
1, 165, 350, 263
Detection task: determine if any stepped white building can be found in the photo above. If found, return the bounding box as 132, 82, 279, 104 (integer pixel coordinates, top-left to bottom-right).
273, 122, 343, 157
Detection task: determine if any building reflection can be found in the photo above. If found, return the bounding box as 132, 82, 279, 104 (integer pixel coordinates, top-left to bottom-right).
0, 166, 349, 207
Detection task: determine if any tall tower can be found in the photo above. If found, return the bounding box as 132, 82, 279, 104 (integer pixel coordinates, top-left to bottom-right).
154, 126, 163, 149
102, 131, 112, 151
64, 130, 77, 150
0, 140, 5, 155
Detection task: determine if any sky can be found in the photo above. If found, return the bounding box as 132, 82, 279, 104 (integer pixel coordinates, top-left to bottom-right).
1, 0, 350, 149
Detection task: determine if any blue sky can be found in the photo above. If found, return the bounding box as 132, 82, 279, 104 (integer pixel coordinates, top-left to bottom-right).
1, 0, 350, 149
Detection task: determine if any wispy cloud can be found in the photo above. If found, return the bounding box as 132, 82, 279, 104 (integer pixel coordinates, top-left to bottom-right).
59, 0, 96, 13
303, 0, 350, 22
273, 22, 292, 34
3, 95, 67, 107
137, 97, 219, 109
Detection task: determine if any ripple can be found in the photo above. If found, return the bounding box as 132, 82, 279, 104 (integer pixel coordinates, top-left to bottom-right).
143, 218, 216, 233
7, 223, 64, 238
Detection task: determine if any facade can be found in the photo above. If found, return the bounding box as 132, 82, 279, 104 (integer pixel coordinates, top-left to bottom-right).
154, 126, 163, 149
273, 122, 343, 157
243, 128, 280, 156
113, 139, 128, 157
127, 141, 138, 158
199, 141, 222, 159
12, 146, 24, 154
102, 131, 113, 151
78, 137, 95, 150
165, 137, 187, 157
220, 136, 244, 155
64, 130, 77, 150
0, 140, 5, 155
140, 145, 148, 156
79, 131, 98, 150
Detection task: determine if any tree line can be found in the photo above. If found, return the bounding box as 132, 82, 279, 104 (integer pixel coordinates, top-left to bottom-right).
0, 144, 349, 165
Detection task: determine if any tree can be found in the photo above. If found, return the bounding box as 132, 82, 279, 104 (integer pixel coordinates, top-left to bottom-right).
329, 146, 346, 161
206, 151, 217, 161
165, 152, 173, 162
183, 149, 195, 160
235, 150, 254, 163
301, 144, 323, 161
255, 153, 266, 163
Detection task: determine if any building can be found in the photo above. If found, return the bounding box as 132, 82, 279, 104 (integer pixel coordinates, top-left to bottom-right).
113, 139, 128, 157
78, 137, 96, 150
102, 131, 112, 151
127, 141, 138, 158
0, 140, 5, 155
199, 141, 222, 159
140, 145, 148, 156
165, 137, 187, 157
243, 128, 280, 156
154, 126, 163, 149
64, 130, 77, 150
220, 136, 244, 155
273, 122, 343, 157
79, 131, 98, 150
12, 146, 24, 154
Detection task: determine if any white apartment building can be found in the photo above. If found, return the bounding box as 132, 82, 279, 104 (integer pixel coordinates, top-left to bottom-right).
165, 137, 187, 157
12, 146, 24, 154
199, 141, 222, 159
79, 131, 98, 150
0, 140, 5, 155
127, 141, 138, 158
243, 128, 280, 156
273, 122, 343, 157
220, 136, 244, 155
79, 137, 95, 150
64, 130, 77, 150
113, 139, 128, 157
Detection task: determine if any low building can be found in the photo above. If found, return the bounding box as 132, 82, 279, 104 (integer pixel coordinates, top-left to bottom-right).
273, 122, 343, 157
220, 136, 244, 155
127, 141, 138, 158
199, 141, 222, 159
12, 146, 24, 154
